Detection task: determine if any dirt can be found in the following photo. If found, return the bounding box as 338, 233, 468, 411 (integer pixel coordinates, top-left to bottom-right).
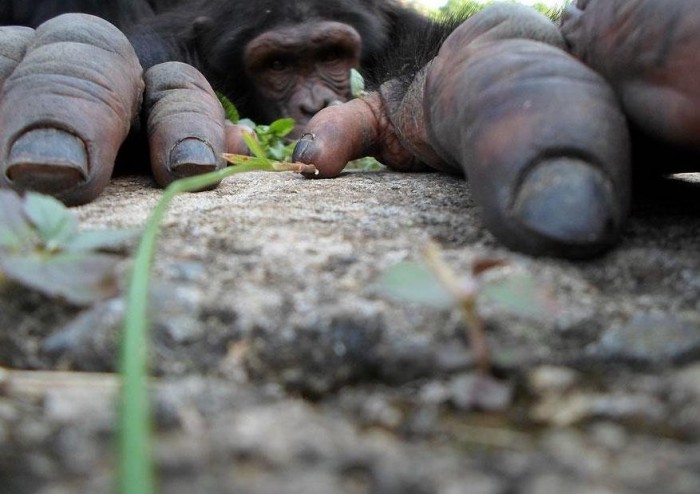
1, 169, 700, 493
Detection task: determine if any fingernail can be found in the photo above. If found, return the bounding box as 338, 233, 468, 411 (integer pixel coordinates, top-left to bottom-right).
292, 134, 315, 162
5, 128, 88, 194
512, 158, 621, 253
169, 138, 218, 177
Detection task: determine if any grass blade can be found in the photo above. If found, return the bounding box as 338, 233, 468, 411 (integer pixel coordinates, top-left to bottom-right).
117, 161, 283, 494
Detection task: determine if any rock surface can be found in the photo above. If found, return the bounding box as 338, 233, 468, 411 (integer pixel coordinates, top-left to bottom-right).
1, 170, 699, 493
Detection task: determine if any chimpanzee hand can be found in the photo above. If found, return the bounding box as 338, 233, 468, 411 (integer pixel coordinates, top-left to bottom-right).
0, 14, 248, 206
561, 0, 700, 152
294, 4, 631, 258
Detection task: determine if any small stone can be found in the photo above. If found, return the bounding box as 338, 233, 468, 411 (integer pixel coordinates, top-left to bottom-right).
361, 395, 402, 429
588, 422, 628, 451
448, 373, 513, 411
529, 366, 579, 395
419, 381, 451, 405
533, 391, 665, 427
593, 312, 700, 364
523, 472, 616, 494
673, 363, 700, 399
441, 472, 506, 494
44, 387, 115, 426
0, 398, 18, 421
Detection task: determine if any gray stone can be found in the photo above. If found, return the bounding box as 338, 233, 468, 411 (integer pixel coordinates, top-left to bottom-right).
593, 312, 700, 364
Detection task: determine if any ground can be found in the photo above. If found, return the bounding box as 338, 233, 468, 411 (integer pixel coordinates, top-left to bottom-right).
1, 168, 699, 493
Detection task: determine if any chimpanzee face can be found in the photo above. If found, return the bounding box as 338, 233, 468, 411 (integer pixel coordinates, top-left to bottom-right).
243, 21, 361, 135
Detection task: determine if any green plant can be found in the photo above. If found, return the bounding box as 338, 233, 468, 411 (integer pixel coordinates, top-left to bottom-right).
238, 118, 297, 162
377, 242, 554, 374
118, 153, 316, 494
217, 91, 240, 123
350, 68, 367, 98
219, 80, 385, 171
218, 92, 297, 162
0, 190, 135, 304
345, 156, 386, 172
436, 0, 563, 21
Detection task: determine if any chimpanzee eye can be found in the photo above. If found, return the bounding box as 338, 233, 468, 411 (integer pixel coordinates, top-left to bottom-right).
320, 49, 341, 62
269, 59, 287, 71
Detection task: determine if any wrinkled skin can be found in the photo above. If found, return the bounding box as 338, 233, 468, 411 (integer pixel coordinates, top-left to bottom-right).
560, 0, 700, 164
295, 1, 700, 258
2, 2, 697, 259
242, 21, 361, 135
131, 0, 431, 139
0, 14, 246, 205
295, 3, 632, 257
0, 0, 430, 206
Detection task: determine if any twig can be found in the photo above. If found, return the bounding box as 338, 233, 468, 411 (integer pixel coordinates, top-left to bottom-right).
221, 153, 319, 175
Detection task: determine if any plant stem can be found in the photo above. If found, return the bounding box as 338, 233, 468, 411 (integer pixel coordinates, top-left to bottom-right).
458, 298, 491, 376
117, 161, 287, 494
422, 242, 491, 375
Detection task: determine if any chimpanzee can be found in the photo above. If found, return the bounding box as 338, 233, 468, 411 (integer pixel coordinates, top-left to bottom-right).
1, 0, 152, 28
293, 0, 700, 258
0, 0, 698, 259
0, 0, 431, 204
127, 0, 432, 134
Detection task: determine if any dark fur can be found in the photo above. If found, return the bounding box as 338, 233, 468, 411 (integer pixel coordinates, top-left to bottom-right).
0, 0, 160, 28
366, 15, 464, 92
128, 0, 434, 123
0, 0, 466, 125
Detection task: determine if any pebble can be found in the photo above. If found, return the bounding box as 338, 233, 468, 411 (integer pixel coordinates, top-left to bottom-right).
528, 366, 579, 395
593, 312, 700, 364
448, 373, 513, 411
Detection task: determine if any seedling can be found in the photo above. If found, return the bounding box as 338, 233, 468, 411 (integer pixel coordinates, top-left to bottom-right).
378, 242, 554, 374
218, 92, 297, 162
0, 190, 135, 305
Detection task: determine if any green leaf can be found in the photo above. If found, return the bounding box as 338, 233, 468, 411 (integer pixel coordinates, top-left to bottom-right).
479, 273, 552, 319
350, 68, 366, 98
65, 228, 139, 252
266, 141, 288, 162
0, 251, 121, 305
377, 260, 454, 309
268, 118, 295, 137
0, 189, 37, 250
216, 91, 239, 123
243, 132, 269, 161
347, 157, 385, 171
22, 192, 78, 249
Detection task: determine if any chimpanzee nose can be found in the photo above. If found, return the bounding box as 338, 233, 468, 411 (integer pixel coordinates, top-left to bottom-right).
299, 90, 344, 117
299, 98, 329, 116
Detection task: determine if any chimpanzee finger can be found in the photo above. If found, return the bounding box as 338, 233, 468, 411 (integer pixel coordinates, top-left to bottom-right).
0, 26, 35, 86
426, 37, 630, 258
0, 14, 143, 205
561, 0, 700, 151
225, 121, 255, 156
292, 93, 422, 178
143, 61, 226, 188
292, 97, 379, 178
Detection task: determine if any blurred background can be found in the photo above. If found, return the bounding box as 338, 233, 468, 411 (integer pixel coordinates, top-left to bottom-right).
411, 0, 568, 14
